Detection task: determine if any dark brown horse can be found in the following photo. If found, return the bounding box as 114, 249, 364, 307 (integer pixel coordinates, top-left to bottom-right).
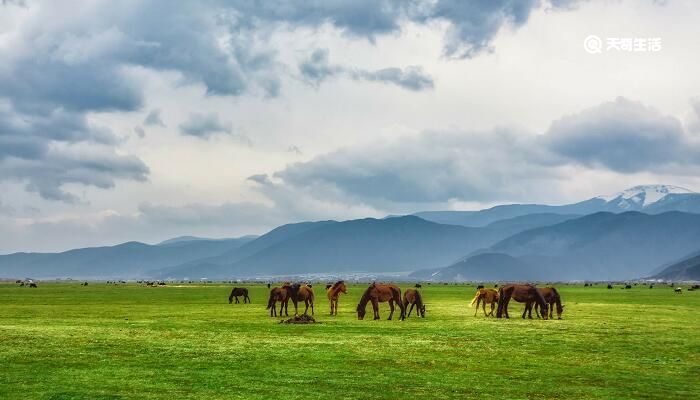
266, 286, 290, 317
496, 284, 549, 320
287, 283, 315, 315
525, 287, 564, 319
326, 281, 347, 316
403, 288, 425, 318
356, 283, 405, 320
470, 288, 499, 317
228, 287, 250, 304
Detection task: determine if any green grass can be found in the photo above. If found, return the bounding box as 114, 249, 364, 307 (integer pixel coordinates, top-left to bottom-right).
0, 282, 698, 399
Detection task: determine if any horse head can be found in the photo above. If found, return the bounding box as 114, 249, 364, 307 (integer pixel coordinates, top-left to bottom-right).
419, 304, 426, 318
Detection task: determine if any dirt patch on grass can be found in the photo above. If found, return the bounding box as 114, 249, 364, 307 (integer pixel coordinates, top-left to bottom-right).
280, 314, 317, 324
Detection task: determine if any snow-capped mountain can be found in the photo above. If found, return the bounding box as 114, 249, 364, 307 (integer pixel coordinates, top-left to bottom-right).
413, 184, 700, 227
596, 185, 696, 210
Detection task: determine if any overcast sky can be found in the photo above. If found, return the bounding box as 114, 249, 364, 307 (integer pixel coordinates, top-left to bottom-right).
1, 0, 700, 252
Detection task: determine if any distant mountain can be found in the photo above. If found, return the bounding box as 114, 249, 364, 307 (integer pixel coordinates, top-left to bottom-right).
486, 211, 700, 280
484, 213, 580, 233
153, 221, 336, 278
0, 237, 254, 279
416, 211, 700, 281
410, 253, 551, 282
155, 216, 515, 279
650, 251, 700, 281
413, 185, 699, 227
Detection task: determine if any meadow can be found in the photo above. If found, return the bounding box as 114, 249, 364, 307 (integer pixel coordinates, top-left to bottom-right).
0, 282, 698, 399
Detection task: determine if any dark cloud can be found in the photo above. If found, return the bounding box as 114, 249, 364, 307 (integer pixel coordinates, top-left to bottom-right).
300, 48, 434, 91
0, 0, 573, 202
143, 109, 165, 127
270, 98, 700, 206
543, 97, 700, 173
133, 126, 146, 138
179, 113, 232, 139
247, 174, 272, 185
0, 147, 149, 203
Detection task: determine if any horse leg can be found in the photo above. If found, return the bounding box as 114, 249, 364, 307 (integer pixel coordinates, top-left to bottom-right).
407, 303, 414, 318
549, 301, 554, 319
388, 300, 395, 320
235, 296, 240, 304
474, 297, 480, 317
504, 297, 510, 318
303, 299, 309, 315
482, 299, 487, 317
372, 298, 380, 320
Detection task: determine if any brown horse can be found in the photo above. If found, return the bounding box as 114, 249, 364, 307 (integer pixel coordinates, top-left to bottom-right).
326, 281, 347, 316
288, 283, 315, 315
403, 288, 425, 318
525, 287, 564, 319
356, 283, 405, 321
470, 288, 499, 317
266, 286, 290, 317
496, 284, 549, 320
228, 287, 250, 304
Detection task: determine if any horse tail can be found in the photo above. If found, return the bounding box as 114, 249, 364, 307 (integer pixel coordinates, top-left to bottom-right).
266, 290, 275, 309
470, 290, 480, 306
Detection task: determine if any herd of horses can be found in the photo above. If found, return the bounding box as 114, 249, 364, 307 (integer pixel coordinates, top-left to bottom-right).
228, 282, 564, 321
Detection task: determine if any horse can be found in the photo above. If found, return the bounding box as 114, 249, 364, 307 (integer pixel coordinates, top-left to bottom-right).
525, 287, 564, 319
496, 284, 548, 320
266, 286, 290, 317
403, 288, 425, 318
288, 283, 315, 315
228, 287, 250, 304
470, 288, 499, 317
356, 283, 405, 321
326, 281, 347, 316
675, 287, 683, 294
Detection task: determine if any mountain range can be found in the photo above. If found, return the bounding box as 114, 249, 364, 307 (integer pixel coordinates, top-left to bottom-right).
2, 184, 700, 281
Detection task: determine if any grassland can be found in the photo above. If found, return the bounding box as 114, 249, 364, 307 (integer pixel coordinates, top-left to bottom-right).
0, 282, 698, 399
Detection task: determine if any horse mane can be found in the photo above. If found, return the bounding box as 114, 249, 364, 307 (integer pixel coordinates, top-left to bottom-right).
413, 289, 423, 306
533, 286, 548, 308
331, 280, 345, 290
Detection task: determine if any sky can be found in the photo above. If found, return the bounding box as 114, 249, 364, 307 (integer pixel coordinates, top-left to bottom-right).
1, 0, 700, 252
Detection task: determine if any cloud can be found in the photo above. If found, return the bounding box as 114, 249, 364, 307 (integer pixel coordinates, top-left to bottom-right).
268, 97, 700, 207
133, 126, 146, 138
300, 48, 434, 91
143, 109, 165, 127
0, 144, 149, 202
543, 97, 700, 173
0, 0, 574, 203
178, 112, 232, 139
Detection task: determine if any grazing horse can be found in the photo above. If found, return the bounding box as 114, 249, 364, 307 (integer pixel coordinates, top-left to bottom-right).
228, 287, 251, 304
356, 283, 405, 321
496, 284, 548, 320
29, 283, 38, 288
326, 281, 347, 316
403, 288, 426, 318
675, 287, 683, 294
266, 286, 290, 317
288, 283, 315, 315
470, 288, 499, 317
525, 287, 564, 319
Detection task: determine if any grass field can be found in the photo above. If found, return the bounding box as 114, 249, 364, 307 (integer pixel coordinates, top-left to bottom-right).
0, 282, 698, 399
